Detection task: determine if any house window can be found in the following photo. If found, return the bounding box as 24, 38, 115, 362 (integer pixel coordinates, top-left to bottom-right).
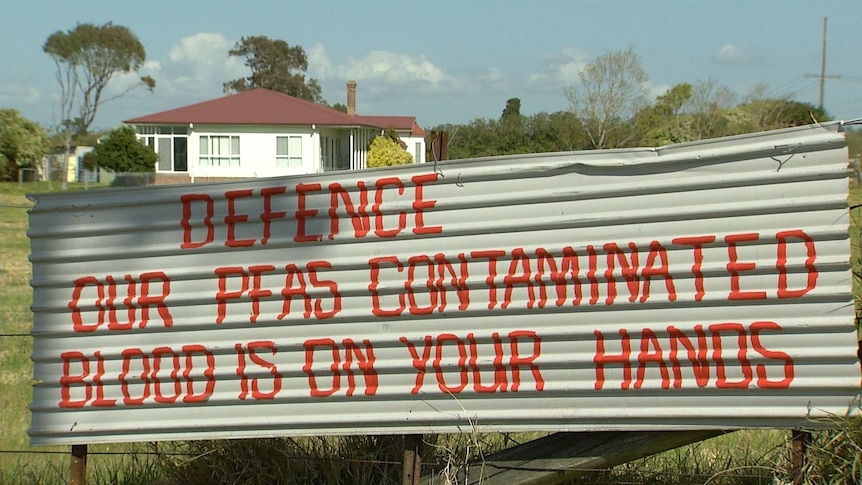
276, 136, 302, 168
135, 126, 189, 172
200, 135, 240, 167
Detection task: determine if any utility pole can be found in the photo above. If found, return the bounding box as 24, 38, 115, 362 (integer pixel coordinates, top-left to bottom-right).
819, 17, 827, 109
804, 17, 840, 111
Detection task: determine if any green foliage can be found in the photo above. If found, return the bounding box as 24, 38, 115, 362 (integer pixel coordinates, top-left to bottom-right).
84, 126, 157, 172
501, 98, 522, 122
367, 135, 413, 167
43, 22, 145, 71
633, 80, 828, 147
523, 111, 585, 152
640, 115, 696, 147
224, 36, 323, 103
43, 22, 154, 136
381, 126, 405, 147
43, 21, 154, 189
432, 100, 587, 160
434, 74, 844, 158
0, 109, 49, 180
634, 83, 693, 145
805, 417, 862, 484
847, 128, 862, 159
734, 98, 829, 132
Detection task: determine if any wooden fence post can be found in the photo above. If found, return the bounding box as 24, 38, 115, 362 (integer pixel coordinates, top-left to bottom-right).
70, 444, 88, 485
402, 434, 423, 485
791, 429, 811, 485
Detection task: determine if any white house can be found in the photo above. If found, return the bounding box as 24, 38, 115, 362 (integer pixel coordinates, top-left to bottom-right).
123, 82, 426, 184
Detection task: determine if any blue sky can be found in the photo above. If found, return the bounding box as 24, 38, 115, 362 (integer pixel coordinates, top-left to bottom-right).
1, 0, 860, 132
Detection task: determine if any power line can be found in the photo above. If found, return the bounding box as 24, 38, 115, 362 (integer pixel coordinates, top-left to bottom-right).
787, 80, 820, 99
767, 76, 807, 98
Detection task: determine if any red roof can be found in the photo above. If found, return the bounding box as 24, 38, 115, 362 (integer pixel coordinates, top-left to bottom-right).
124, 88, 425, 135
361, 116, 426, 136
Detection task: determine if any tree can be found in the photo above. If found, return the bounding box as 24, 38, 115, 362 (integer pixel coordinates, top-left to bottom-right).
501, 98, 522, 122
380, 127, 406, 148
685, 78, 736, 140
633, 83, 693, 145
732, 84, 829, 133
43, 22, 155, 188
330, 102, 349, 113
526, 111, 587, 152
565, 47, 649, 149
0, 109, 49, 180
83, 126, 157, 173
367, 135, 413, 168
634, 79, 737, 146
224, 36, 323, 103
429, 107, 589, 161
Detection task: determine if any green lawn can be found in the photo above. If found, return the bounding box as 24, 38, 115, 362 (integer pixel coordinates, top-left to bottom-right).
1, 183, 40, 452
1, 182, 59, 481
0, 182, 159, 484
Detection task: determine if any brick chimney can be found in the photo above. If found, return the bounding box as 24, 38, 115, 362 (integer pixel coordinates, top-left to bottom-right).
346, 80, 357, 115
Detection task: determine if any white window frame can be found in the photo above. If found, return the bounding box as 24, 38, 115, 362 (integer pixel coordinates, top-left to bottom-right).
134, 125, 188, 172
200, 135, 240, 167
276, 136, 303, 168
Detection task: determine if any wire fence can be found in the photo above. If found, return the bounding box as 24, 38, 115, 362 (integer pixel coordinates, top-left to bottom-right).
14, 168, 156, 191
0, 448, 412, 465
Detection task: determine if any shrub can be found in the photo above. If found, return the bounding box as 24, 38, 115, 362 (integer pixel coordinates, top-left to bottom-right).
367, 135, 413, 168
85, 126, 157, 173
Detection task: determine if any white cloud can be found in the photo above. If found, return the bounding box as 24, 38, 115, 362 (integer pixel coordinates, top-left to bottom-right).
109, 32, 245, 100
476, 67, 507, 94
101, 32, 252, 123
0, 84, 42, 105
0, 84, 51, 126
645, 81, 671, 100
308, 43, 332, 76
162, 33, 246, 95
713, 44, 763, 66
107, 36, 507, 121
109, 60, 161, 94
527, 47, 591, 92
309, 43, 503, 100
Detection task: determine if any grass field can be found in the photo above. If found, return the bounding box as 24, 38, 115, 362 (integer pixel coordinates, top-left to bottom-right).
1, 179, 859, 484
1, 182, 47, 471
2, 182, 58, 482
0, 182, 162, 484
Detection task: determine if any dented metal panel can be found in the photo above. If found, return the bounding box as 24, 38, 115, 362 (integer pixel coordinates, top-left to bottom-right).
28, 123, 860, 445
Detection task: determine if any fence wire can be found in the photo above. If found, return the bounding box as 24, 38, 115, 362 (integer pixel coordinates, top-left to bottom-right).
0, 447, 786, 477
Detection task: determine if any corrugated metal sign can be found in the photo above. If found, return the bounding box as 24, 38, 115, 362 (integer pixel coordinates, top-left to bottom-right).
28, 123, 860, 445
